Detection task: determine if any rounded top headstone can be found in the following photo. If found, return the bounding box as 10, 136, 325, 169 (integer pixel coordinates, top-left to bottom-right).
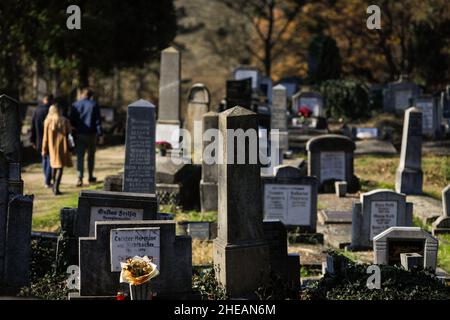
306, 134, 355, 152
188, 83, 211, 104
274, 165, 303, 179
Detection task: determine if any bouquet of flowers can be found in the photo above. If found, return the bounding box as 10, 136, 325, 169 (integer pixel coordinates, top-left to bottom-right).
156, 141, 172, 156
119, 256, 159, 286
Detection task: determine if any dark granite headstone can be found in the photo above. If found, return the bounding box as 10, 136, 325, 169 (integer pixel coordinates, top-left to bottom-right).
123, 99, 156, 194
226, 79, 252, 110
76, 190, 157, 237
306, 134, 359, 193
77, 220, 192, 298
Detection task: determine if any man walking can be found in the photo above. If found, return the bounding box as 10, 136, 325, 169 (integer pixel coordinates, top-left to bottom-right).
70, 88, 102, 187
30, 94, 54, 188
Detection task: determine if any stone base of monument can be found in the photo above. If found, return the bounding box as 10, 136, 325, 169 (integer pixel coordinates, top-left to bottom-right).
395, 168, 423, 195
432, 216, 450, 235
200, 180, 218, 212
213, 239, 270, 298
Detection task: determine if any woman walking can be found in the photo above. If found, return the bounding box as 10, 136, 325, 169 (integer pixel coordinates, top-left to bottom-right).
42, 103, 73, 195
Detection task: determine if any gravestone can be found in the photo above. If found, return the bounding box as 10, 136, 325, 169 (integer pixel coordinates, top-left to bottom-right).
185, 84, 211, 164
395, 107, 423, 195
432, 185, 450, 235
156, 47, 181, 148
263, 220, 300, 290
213, 106, 270, 298
413, 95, 438, 137
373, 227, 438, 271
233, 66, 260, 90
271, 85, 289, 153
200, 112, 219, 212
123, 99, 156, 194
441, 85, 450, 119
0, 94, 33, 294
75, 220, 192, 298
292, 91, 324, 117
262, 165, 318, 232
260, 76, 273, 104
76, 190, 157, 237
306, 134, 359, 193
383, 75, 421, 112
349, 189, 413, 250
226, 78, 252, 110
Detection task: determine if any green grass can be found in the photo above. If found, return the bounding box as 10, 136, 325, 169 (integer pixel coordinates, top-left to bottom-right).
437, 234, 450, 273
32, 184, 102, 231
412, 216, 431, 232
300, 266, 322, 278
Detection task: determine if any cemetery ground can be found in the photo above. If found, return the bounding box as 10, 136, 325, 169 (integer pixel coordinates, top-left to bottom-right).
23, 142, 450, 299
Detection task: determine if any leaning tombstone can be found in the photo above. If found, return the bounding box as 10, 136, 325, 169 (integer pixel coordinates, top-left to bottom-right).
69, 220, 192, 299
185, 84, 211, 164
0, 94, 33, 294
395, 107, 423, 195
213, 106, 270, 298
306, 134, 359, 193
156, 47, 181, 149
432, 185, 450, 235
349, 189, 413, 251
262, 165, 318, 233
373, 227, 438, 271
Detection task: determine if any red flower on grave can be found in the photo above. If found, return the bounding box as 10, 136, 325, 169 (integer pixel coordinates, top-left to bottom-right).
156, 141, 172, 150
298, 106, 312, 118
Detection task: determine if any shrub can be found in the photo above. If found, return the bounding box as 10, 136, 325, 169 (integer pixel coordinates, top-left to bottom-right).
193, 267, 227, 300
302, 256, 450, 300
319, 79, 369, 120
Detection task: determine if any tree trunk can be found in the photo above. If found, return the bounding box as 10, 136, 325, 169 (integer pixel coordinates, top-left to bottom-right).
264, 0, 275, 77
78, 63, 89, 88
53, 69, 62, 97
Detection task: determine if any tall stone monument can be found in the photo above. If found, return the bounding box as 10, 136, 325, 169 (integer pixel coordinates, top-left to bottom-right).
213, 106, 270, 298
271, 84, 288, 154
0, 94, 33, 294
395, 107, 423, 195
156, 47, 181, 149
123, 99, 156, 194
200, 112, 219, 212
185, 84, 211, 164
